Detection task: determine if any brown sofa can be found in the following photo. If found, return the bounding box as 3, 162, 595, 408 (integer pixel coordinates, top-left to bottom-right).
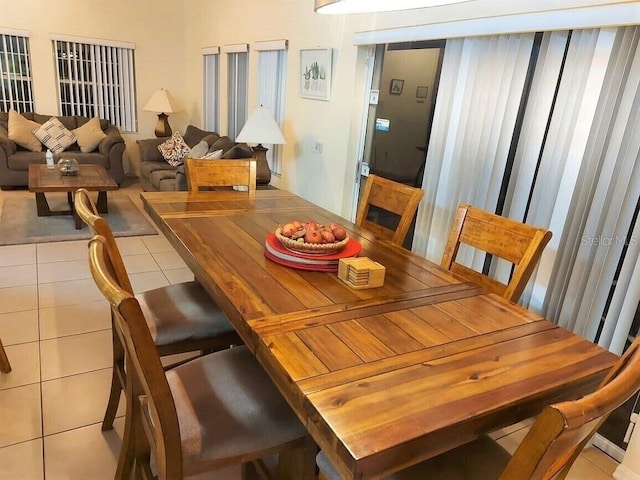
138, 125, 256, 191
0, 112, 125, 190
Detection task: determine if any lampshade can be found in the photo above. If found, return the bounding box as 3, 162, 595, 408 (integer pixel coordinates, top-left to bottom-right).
236, 106, 286, 145
143, 88, 178, 114
315, 0, 470, 14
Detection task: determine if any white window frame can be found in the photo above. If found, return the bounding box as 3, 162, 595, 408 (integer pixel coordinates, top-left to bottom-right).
224, 43, 249, 140
202, 46, 220, 132
255, 39, 288, 176
0, 28, 34, 113
52, 35, 137, 132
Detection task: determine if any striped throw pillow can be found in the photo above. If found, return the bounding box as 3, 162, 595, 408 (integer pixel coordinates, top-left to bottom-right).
32, 117, 77, 154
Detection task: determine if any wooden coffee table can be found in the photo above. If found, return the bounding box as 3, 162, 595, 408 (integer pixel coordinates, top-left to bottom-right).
28, 164, 118, 229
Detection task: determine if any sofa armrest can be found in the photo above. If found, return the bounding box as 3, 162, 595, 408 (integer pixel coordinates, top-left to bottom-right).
98, 127, 125, 156
0, 135, 17, 159
98, 127, 125, 184
137, 137, 168, 163
0, 135, 18, 188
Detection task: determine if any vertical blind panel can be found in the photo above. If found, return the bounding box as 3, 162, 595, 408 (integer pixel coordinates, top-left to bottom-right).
579, 28, 640, 349
500, 31, 570, 307
228, 54, 238, 138
0, 36, 8, 109
54, 40, 136, 132
203, 54, 219, 132
413, 33, 534, 273
569, 28, 640, 343
523, 28, 616, 316
257, 50, 287, 176
0, 34, 34, 111
412, 39, 460, 259
227, 52, 248, 139
548, 29, 623, 335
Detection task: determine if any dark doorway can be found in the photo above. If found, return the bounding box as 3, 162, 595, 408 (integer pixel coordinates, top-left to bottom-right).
359, 41, 444, 249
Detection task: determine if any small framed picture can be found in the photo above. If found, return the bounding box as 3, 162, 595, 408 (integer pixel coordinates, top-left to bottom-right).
416, 86, 429, 98
389, 79, 404, 95
300, 48, 333, 101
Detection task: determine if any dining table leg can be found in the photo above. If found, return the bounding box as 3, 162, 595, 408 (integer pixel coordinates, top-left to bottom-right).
276, 436, 318, 480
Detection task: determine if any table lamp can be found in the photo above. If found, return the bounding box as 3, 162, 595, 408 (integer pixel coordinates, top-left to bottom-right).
236, 106, 286, 185
143, 88, 179, 138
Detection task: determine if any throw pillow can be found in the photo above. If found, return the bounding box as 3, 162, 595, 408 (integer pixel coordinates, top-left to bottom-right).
8, 109, 42, 152
208, 136, 235, 155
158, 131, 191, 167
201, 149, 223, 160
33, 117, 77, 154
220, 143, 254, 159
188, 140, 209, 159
72, 117, 106, 153
183, 125, 217, 147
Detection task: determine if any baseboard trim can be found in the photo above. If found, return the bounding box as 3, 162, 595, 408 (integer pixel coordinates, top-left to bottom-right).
593, 433, 626, 462
614, 464, 640, 480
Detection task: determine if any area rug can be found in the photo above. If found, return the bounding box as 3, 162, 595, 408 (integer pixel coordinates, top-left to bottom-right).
0, 193, 158, 245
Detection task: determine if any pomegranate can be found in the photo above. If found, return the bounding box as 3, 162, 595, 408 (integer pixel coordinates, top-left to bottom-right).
332, 227, 347, 241
304, 220, 319, 231
280, 223, 297, 237
320, 231, 336, 243
304, 230, 322, 244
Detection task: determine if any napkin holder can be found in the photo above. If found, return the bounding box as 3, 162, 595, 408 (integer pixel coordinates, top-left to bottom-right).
338, 257, 385, 289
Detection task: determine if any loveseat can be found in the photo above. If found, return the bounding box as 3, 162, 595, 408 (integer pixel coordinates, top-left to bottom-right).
138, 125, 257, 191
0, 111, 125, 190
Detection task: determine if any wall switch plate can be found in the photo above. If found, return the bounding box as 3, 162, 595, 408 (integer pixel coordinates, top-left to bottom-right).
313, 142, 323, 154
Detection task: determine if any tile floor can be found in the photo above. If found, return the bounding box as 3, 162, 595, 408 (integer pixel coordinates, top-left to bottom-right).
0, 181, 621, 479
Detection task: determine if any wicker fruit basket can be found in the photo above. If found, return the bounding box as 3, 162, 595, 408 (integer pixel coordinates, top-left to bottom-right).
275, 228, 349, 255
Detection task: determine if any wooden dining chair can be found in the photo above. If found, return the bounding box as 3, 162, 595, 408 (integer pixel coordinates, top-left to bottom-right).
441, 203, 552, 302
74, 189, 241, 435
184, 158, 257, 196
318, 334, 640, 480
0, 337, 11, 373
355, 174, 424, 246
88, 234, 317, 480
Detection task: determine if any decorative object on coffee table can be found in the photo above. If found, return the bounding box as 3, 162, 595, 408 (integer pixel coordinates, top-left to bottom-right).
143, 88, 179, 138
236, 106, 285, 185
57, 158, 79, 176
28, 164, 118, 229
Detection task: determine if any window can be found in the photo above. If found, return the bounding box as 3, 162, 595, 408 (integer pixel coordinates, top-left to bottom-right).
52, 36, 137, 132
0, 29, 34, 113
203, 47, 220, 132
255, 40, 288, 176
225, 44, 248, 140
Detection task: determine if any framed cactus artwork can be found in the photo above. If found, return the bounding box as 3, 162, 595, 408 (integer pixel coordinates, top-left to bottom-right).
300, 48, 333, 100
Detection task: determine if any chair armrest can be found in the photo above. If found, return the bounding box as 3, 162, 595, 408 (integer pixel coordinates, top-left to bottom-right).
137, 137, 168, 163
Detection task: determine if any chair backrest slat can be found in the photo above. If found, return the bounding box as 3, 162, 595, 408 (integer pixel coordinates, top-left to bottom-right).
355, 174, 424, 246
441, 203, 552, 302
184, 158, 257, 197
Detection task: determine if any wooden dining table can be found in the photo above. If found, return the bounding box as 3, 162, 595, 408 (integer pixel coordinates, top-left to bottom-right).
141, 189, 618, 480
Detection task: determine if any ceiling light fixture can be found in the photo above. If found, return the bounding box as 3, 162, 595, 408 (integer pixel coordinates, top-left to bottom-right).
314, 0, 470, 14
